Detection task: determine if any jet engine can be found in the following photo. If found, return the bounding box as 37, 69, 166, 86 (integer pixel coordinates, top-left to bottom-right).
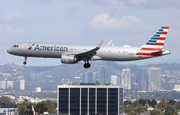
61, 54, 78, 64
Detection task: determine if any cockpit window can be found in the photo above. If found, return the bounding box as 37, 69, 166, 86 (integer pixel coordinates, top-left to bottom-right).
13, 45, 18, 48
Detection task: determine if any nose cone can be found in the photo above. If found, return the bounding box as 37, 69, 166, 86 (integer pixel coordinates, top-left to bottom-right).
7, 48, 13, 54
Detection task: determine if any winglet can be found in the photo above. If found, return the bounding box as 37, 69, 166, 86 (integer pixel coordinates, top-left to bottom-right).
107, 39, 113, 46
97, 40, 104, 49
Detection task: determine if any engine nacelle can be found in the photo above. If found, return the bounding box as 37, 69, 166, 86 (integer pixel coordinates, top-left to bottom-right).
61, 54, 78, 64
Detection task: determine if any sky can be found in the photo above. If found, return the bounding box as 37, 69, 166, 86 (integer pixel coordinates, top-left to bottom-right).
1, 0, 180, 66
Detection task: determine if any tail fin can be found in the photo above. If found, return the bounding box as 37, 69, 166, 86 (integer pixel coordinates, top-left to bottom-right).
141, 26, 169, 51
136, 26, 169, 56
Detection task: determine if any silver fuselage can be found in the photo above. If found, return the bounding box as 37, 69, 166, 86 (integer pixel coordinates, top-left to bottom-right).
7, 42, 170, 62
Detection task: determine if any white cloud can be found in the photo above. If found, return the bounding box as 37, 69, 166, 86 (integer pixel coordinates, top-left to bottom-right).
90, 13, 150, 30
2, 12, 24, 21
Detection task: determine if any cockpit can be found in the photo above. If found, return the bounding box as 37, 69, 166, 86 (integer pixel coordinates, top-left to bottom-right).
12, 45, 18, 48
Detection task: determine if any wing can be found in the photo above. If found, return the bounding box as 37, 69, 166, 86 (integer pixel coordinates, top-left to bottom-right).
75, 40, 103, 61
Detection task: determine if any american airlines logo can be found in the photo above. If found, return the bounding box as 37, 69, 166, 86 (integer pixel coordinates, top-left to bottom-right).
34, 45, 68, 51
28, 43, 35, 50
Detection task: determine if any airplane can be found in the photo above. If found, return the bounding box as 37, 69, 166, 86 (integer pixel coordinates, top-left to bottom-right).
7, 26, 170, 68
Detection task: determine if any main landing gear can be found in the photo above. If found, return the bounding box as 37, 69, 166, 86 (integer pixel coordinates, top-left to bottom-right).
23, 57, 27, 65
83, 61, 91, 68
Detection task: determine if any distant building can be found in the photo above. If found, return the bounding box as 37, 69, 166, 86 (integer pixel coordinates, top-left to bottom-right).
7, 81, 14, 89
0, 108, 18, 115
35, 87, 42, 92
131, 83, 138, 90
137, 68, 148, 91
121, 68, 131, 90
20, 79, 25, 90
83, 71, 94, 83
100, 67, 111, 84
111, 75, 117, 85
173, 85, 180, 91
57, 84, 123, 115
0, 81, 6, 89
116, 76, 121, 85
148, 67, 161, 91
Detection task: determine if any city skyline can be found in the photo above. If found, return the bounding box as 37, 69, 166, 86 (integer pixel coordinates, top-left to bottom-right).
1, 62, 180, 101
0, 62, 178, 91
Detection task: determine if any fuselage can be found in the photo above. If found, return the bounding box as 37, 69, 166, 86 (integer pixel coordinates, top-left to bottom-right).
6, 26, 171, 68
7, 42, 170, 62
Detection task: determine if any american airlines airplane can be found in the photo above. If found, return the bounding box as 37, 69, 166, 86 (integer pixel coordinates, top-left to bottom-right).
7, 26, 170, 68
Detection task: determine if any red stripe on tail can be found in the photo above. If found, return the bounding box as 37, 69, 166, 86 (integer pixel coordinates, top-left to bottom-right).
140, 47, 162, 51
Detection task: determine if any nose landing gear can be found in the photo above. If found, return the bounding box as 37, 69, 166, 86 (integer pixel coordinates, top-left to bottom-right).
23, 57, 27, 65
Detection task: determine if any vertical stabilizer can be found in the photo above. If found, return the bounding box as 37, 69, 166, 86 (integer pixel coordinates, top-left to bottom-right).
136, 26, 169, 56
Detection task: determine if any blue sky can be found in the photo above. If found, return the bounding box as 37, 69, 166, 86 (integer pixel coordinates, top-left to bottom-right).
1, 0, 180, 66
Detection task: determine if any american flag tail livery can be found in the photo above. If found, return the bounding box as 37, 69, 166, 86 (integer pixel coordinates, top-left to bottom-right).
136, 26, 169, 57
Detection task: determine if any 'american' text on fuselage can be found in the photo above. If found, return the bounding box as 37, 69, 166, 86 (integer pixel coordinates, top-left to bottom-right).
34, 45, 68, 52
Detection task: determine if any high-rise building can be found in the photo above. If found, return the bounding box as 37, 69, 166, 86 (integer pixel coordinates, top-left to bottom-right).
116, 76, 121, 85
148, 67, 161, 91
137, 68, 148, 91
121, 68, 131, 90
83, 71, 94, 83
57, 84, 123, 115
111, 75, 117, 85
20, 79, 25, 90
7, 81, 14, 89
100, 67, 111, 84
0, 81, 6, 89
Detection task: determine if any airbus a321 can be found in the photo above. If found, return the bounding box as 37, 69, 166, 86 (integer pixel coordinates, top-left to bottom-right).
7, 26, 170, 68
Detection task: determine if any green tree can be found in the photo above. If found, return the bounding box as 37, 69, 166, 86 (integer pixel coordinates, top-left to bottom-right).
17, 99, 32, 115
149, 109, 162, 115
149, 99, 157, 108
132, 100, 139, 107
134, 105, 147, 115
0, 96, 16, 108
165, 105, 178, 115
124, 100, 132, 106
44, 100, 57, 113
139, 99, 146, 106
17, 99, 57, 115
175, 101, 180, 111
34, 100, 57, 114
124, 104, 135, 115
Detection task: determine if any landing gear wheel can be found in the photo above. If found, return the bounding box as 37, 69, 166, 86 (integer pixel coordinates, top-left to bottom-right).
23, 61, 27, 65
87, 63, 91, 68
83, 63, 91, 68
23, 57, 27, 65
